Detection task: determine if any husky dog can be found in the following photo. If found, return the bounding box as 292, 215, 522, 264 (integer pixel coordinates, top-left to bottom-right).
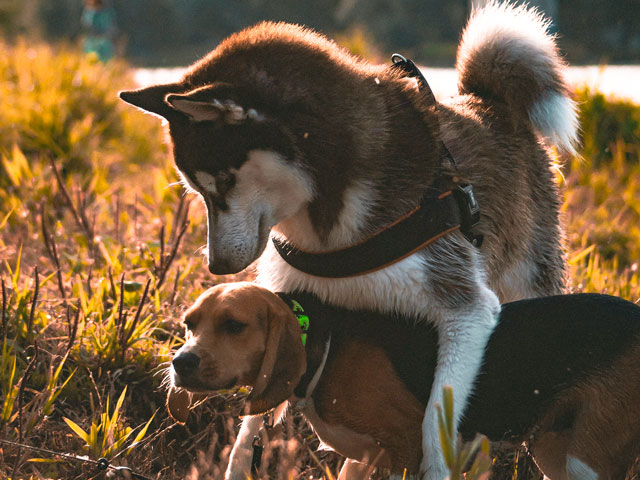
120, 3, 576, 478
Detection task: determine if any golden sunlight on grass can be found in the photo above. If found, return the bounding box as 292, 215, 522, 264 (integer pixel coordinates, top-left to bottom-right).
0, 40, 639, 479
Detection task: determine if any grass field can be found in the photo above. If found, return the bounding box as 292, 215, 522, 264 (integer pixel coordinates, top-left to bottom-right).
1, 40, 640, 479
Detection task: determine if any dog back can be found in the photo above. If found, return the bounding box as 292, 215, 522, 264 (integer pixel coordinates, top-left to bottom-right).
294, 292, 640, 441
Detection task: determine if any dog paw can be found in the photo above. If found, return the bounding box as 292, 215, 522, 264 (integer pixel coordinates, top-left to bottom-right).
420, 429, 448, 480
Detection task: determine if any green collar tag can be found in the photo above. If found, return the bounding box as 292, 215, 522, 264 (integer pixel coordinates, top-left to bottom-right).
289, 299, 310, 346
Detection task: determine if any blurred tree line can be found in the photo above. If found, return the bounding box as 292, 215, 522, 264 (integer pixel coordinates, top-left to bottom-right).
1, 0, 638, 66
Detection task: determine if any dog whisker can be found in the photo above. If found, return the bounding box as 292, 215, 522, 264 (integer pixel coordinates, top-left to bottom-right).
193, 244, 208, 257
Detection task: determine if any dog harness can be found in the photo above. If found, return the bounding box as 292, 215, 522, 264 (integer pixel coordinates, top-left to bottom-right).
272, 55, 483, 278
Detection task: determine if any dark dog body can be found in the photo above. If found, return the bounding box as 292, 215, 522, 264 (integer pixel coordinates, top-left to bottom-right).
300, 293, 640, 479
171, 287, 640, 479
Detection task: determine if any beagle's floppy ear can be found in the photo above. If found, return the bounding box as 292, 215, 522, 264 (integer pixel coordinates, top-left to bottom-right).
165, 84, 265, 124
166, 385, 192, 423
246, 296, 306, 415
119, 82, 186, 121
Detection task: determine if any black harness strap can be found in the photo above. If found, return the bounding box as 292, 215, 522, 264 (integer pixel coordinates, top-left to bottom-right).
391, 54, 482, 245
272, 54, 483, 278
251, 412, 275, 475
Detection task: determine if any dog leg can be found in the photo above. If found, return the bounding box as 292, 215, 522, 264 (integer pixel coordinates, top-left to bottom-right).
225, 402, 288, 480
225, 414, 262, 480
420, 287, 499, 480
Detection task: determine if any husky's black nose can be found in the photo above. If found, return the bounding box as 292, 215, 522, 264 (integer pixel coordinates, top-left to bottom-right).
209, 259, 232, 275
172, 352, 200, 377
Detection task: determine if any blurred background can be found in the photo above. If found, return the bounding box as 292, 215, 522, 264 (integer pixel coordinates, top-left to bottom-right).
1, 0, 639, 67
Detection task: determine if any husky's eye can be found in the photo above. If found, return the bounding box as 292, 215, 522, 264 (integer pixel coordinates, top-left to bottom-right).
216, 172, 236, 195
220, 317, 247, 335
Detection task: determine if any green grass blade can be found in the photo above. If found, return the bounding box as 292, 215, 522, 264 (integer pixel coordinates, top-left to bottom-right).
126, 410, 157, 453
63, 417, 89, 443
437, 403, 455, 469
0, 207, 14, 229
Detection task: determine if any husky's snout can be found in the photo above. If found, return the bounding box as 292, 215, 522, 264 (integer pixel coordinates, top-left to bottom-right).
206, 209, 266, 274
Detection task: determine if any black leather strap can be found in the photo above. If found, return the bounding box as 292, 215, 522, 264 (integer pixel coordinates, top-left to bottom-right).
273, 188, 462, 278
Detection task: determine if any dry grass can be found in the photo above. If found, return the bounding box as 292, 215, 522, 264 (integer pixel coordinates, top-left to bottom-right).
0, 40, 639, 479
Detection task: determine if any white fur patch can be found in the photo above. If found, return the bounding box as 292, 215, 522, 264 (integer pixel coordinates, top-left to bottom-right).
275, 179, 376, 252
194, 171, 218, 195
420, 282, 498, 476
257, 235, 500, 322
167, 96, 222, 122
458, 1, 579, 153
530, 92, 579, 154
205, 150, 314, 272
246, 108, 265, 122
238, 150, 314, 223
257, 245, 432, 317
566, 456, 598, 480
460, 2, 556, 70
326, 180, 376, 248
167, 94, 265, 124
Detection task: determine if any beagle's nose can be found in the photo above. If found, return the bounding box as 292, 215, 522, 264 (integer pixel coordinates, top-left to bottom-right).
172, 352, 200, 377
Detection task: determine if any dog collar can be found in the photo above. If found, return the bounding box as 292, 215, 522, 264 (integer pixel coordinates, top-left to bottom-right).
288, 298, 310, 346
272, 55, 482, 279
276, 292, 335, 400
276, 293, 316, 347
273, 178, 480, 278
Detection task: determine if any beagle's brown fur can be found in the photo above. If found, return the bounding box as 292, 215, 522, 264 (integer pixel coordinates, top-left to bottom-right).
169, 283, 640, 479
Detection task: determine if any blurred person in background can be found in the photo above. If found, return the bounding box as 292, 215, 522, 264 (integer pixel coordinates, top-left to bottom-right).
81, 0, 117, 62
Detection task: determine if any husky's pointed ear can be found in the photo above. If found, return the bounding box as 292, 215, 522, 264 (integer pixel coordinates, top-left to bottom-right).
119, 82, 185, 121
166, 88, 264, 124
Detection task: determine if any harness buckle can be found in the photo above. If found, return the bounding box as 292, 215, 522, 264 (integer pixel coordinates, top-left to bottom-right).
390, 53, 432, 99
251, 411, 282, 474
453, 183, 483, 247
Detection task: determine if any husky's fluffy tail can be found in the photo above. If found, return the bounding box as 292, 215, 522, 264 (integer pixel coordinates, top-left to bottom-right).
456, 2, 578, 153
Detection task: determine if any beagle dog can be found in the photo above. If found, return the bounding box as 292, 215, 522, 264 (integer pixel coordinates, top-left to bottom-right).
169, 283, 640, 479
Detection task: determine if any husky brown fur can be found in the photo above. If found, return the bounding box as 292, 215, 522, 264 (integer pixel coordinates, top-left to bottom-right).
120, 3, 577, 478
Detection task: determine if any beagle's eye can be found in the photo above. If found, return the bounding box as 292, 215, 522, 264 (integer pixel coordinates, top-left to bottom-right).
220, 317, 247, 335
